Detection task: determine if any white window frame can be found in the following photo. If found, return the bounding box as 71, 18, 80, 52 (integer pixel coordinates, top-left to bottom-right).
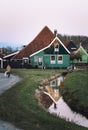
38, 57, 43, 66
51, 55, 56, 64
23, 57, 29, 63
34, 56, 38, 62
58, 55, 63, 64
50, 80, 56, 86
38, 57, 42, 63
54, 44, 59, 52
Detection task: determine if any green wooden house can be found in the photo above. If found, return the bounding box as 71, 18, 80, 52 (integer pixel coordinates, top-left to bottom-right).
30, 37, 70, 68
13, 26, 70, 68
71, 44, 88, 64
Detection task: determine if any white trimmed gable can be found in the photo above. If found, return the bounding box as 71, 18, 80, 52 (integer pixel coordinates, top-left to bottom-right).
30, 36, 70, 57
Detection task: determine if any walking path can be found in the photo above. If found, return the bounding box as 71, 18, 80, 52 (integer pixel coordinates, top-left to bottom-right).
0, 73, 21, 130
0, 73, 20, 95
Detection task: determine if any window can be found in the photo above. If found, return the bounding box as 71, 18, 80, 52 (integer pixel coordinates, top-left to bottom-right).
38, 57, 42, 66
34, 56, 38, 62
50, 80, 56, 86
51, 55, 56, 64
38, 57, 42, 62
54, 44, 59, 52
58, 55, 63, 64
54, 40, 59, 53
23, 57, 29, 63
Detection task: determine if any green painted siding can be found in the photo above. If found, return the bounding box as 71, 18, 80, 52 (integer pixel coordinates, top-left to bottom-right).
71, 46, 88, 63
59, 45, 68, 54
44, 44, 68, 54
30, 41, 70, 68
81, 53, 88, 62
72, 55, 88, 63
43, 54, 70, 68
30, 51, 44, 67
30, 51, 70, 68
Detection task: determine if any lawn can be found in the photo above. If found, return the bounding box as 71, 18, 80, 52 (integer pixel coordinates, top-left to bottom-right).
61, 70, 88, 118
0, 69, 87, 130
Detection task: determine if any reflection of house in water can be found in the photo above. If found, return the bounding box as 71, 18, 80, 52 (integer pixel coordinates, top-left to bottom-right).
45, 86, 60, 102
36, 73, 67, 109
44, 77, 62, 102
43, 73, 68, 103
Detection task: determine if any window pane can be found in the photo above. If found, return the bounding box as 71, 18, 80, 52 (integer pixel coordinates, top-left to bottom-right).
51, 56, 55, 60
34, 56, 38, 62
58, 56, 62, 60
51, 55, 55, 64
58, 55, 63, 64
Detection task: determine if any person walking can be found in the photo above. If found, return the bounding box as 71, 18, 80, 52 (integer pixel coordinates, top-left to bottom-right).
5, 64, 11, 78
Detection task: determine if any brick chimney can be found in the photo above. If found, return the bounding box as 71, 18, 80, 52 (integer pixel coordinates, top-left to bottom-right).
54, 29, 57, 36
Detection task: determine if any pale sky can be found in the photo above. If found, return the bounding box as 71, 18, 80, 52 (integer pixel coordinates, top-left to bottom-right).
0, 0, 88, 48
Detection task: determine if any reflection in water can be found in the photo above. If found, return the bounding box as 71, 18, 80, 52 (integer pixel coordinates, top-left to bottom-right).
48, 97, 88, 128
44, 76, 62, 102
44, 86, 60, 102
43, 73, 88, 128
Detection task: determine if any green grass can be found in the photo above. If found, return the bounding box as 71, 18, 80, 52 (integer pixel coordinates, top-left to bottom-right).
61, 71, 88, 118
0, 69, 87, 130
64, 71, 88, 104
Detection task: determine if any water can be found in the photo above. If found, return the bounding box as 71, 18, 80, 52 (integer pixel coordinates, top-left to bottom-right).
48, 97, 88, 128
47, 74, 88, 128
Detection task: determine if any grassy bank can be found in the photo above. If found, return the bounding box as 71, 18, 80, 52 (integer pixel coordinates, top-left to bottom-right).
61, 70, 88, 118
0, 69, 87, 130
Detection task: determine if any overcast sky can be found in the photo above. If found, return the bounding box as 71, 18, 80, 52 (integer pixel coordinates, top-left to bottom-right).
0, 0, 88, 48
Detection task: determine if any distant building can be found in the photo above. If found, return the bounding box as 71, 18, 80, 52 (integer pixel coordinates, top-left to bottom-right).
71, 44, 88, 64
0, 54, 3, 68
3, 51, 19, 68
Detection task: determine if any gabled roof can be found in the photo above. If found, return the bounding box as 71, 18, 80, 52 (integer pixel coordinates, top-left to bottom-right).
30, 36, 70, 57
13, 26, 55, 59
4, 51, 19, 59
13, 26, 71, 59
64, 41, 77, 52
70, 44, 88, 60
75, 45, 88, 56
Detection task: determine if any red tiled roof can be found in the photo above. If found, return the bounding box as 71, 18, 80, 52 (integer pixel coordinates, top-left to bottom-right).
63, 41, 77, 52
13, 26, 55, 59
63, 41, 69, 47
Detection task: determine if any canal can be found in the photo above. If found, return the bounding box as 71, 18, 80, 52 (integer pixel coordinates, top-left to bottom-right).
36, 72, 88, 128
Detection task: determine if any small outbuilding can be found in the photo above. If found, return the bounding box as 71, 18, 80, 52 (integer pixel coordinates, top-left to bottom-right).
70, 44, 88, 64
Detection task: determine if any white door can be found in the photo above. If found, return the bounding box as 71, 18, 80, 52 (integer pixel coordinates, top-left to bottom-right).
38, 57, 42, 68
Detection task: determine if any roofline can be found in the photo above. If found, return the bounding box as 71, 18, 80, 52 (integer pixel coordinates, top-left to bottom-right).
0, 58, 3, 60
55, 36, 70, 54
30, 36, 70, 57
77, 45, 88, 56
3, 51, 19, 58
